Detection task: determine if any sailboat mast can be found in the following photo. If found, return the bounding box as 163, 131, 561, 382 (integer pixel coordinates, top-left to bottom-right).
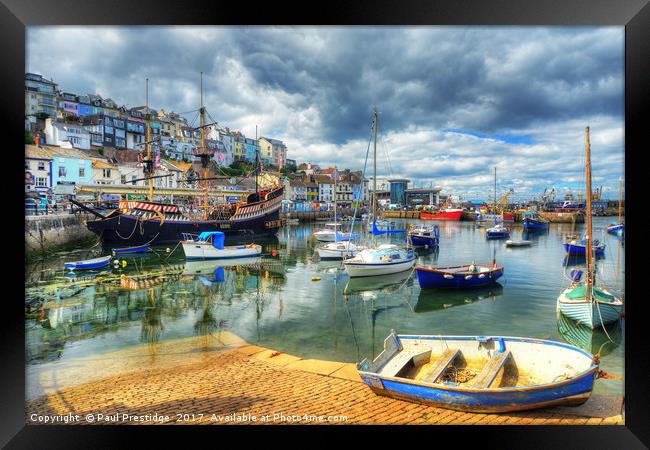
494, 166, 497, 214
585, 127, 593, 294
334, 165, 337, 224
372, 109, 378, 247
146, 78, 153, 202
618, 176, 622, 223
200, 72, 208, 220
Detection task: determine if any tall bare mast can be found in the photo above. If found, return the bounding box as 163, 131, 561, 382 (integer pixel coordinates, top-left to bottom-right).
146, 78, 153, 202
494, 166, 497, 214
618, 176, 622, 223
585, 127, 593, 296
372, 109, 378, 247
201, 72, 208, 220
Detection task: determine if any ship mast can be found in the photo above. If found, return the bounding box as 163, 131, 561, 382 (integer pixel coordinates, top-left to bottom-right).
145, 78, 154, 202
618, 176, 622, 224
372, 109, 378, 247
201, 72, 208, 220
585, 127, 593, 298
494, 166, 497, 214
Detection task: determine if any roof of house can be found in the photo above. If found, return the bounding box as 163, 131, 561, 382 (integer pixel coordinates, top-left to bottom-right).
25, 144, 100, 161
92, 159, 117, 169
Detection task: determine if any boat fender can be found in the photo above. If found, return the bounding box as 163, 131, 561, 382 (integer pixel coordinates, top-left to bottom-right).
465, 275, 473, 280
311, 277, 321, 281
443, 274, 454, 279
122, 260, 127, 267
478, 274, 486, 279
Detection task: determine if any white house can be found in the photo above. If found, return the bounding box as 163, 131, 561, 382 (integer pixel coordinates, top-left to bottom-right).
45, 118, 91, 150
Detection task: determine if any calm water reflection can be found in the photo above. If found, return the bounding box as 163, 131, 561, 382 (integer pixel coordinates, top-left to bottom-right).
25, 217, 624, 396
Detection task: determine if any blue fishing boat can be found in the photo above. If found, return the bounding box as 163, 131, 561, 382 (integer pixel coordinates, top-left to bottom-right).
521, 211, 549, 230
415, 263, 503, 289
557, 127, 624, 330
65, 255, 112, 271
357, 331, 601, 413
485, 223, 509, 239
564, 238, 606, 256
112, 244, 151, 255
408, 225, 439, 248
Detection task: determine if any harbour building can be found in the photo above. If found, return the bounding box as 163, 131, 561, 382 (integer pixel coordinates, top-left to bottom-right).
388, 178, 410, 205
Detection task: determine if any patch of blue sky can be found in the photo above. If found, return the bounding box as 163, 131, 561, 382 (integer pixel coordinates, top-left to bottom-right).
444, 129, 535, 145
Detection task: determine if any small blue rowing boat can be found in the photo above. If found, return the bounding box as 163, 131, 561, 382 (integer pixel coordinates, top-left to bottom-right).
486, 223, 509, 239
65, 255, 112, 270
415, 263, 504, 289
606, 223, 624, 236
112, 244, 151, 255
408, 225, 440, 248
357, 331, 601, 413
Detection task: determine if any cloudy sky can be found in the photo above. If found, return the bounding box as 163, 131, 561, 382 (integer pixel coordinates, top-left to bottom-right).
27, 26, 624, 201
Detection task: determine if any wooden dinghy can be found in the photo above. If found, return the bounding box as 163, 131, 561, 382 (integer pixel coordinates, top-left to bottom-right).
64, 255, 112, 271
357, 331, 600, 413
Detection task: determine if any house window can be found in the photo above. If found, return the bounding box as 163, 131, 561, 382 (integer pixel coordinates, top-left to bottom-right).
58, 166, 67, 177
36, 177, 47, 187
79, 167, 85, 177
25, 161, 30, 169
131, 176, 137, 185
38, 161, 45, 170
103, 169, 111, 178
121, 175, 126, 184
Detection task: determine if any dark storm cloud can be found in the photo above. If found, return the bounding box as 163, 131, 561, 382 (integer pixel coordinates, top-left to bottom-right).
27, 26, 624, 199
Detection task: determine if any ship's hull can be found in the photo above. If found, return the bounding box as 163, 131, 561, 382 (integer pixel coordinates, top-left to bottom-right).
539, 211, 585, 223
420, 210, 463, 221
87, 208, 282, 246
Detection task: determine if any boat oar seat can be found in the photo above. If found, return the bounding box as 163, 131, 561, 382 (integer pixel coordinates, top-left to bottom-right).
473, 350, 512, 389
419, 348, 461, 384
379, 348, 431, 378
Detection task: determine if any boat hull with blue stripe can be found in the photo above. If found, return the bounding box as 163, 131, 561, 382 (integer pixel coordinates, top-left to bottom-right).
65, 255, 112, 270
112, 244, 150, 255
181, 231, 262, 260
415, 263, 503, 288
522, 217, 549, 230
557, 285, 623, 329
357, 332, 599, 413
607, 223, 624, 236
563, 239, 606, 256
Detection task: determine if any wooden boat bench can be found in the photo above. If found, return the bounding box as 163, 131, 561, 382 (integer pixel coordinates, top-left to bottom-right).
419, 348, 461, 383
379, 348, 431, 378
473, 350, 512, 388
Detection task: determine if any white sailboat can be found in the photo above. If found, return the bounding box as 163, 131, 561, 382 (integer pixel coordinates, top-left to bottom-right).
557, 127, 623, 329
343, 109, 415, 278
317, 166, 365, 259
313, 167, 352, 243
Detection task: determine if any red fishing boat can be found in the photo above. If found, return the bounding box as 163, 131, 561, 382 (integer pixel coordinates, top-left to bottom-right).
420, 208, 463, 221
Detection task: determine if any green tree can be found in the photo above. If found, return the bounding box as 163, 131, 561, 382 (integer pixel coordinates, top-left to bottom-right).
25, 130, 35, 145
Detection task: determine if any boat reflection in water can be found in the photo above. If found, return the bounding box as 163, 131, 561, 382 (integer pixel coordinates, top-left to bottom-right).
343, 270, 413, 295
556, 311, 622, 357
563, 253, 605, 267
414, 283, 503, 313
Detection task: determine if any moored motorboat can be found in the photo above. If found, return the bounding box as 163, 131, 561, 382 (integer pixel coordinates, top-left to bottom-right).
420, 208, 463, 221
65, 255, 112, 271
407, 224, 440, 248
343, 244, 416, 278
313, 223, 351, 242
357, 331, 602, 413
317, 241, 365, 259
181, 231, 262, 260
415, 263, 503, 289
486, 223, 510, 239
521, 211, 549, 230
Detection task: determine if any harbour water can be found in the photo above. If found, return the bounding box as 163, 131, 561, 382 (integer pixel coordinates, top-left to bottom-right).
25, 217, 624, 399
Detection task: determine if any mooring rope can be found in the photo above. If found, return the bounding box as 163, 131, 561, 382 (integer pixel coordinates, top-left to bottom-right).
115, 217, 140, 240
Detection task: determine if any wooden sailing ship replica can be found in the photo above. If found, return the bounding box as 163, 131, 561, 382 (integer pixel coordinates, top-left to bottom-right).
83, 76, 284, 246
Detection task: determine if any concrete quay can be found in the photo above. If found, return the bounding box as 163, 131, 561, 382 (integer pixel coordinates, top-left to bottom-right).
26, 333, 624, 425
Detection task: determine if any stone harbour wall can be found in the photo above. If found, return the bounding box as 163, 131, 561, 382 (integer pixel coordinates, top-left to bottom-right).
25, 213, 96, 255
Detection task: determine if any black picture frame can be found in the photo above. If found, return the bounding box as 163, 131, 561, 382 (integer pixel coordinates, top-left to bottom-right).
3, 0, 647, 447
